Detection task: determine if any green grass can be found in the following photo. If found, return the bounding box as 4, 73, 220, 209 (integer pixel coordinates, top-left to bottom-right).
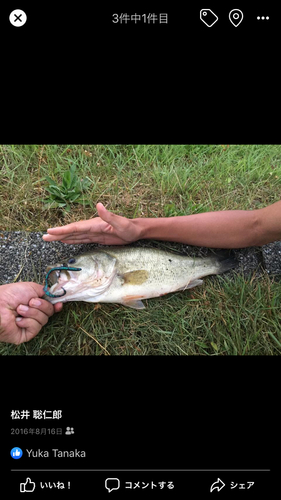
0, 144, 281, 355
1, 272, 280, 356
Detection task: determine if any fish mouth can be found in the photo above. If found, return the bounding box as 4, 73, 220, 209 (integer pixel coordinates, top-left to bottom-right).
46, 266, 62, 285
45, 265, 81, 295
45, 254, 117, 301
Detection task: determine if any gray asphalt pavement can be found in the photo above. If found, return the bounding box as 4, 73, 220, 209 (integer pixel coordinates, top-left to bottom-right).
0, 232, 280, 285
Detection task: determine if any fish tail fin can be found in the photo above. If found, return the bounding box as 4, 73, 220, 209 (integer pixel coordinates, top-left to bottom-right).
214, 251, 238, 274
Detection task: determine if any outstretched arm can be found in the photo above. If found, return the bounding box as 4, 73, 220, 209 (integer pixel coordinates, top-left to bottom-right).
43, 200, 281, 248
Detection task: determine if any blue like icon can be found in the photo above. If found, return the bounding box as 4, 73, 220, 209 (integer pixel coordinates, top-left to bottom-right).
11, 447, 23, 459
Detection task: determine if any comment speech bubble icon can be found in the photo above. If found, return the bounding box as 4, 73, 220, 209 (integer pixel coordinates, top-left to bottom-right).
105, 477, 120, 493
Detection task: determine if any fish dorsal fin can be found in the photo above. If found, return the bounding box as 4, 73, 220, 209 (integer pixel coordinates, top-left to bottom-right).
121, 270, 149, 285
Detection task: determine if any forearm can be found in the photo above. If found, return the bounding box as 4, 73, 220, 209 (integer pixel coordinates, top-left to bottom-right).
134, 210, 262, 248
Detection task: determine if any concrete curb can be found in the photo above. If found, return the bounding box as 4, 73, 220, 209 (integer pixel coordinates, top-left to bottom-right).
0, 232, 280, 285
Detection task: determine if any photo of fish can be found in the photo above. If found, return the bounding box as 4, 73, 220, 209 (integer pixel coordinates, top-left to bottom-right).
1, 144, 280, 355
44, 247, 237, 309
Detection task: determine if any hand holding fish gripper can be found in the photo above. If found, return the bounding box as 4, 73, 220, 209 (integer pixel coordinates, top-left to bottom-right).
43, 266, 82, 298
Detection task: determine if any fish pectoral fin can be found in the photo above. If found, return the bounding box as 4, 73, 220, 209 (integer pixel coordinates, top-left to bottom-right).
121, 295, 146, 310
121, 270, 149, 285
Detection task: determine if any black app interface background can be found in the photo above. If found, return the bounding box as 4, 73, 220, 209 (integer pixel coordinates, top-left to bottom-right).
1, 2, 280, 497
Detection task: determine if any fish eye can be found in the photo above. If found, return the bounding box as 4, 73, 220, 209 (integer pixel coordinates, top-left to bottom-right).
68, 258, 76, 264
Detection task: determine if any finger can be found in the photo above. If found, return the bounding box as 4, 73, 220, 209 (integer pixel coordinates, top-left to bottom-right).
45, 223, 77, 234
43, 234, 94, 243
97, 203, 126, 230
54, 232, 94, 241
15, 317, 45, 343
43, 224, 92, 242
96, 203, 113, 223
42, 233, 62, 241
54, 302, 63, 313
28, 298, 55, 317
17, 304, 53, 325
43, 228, 106, 243
42, 225, 75, 241
42, 232, 76, 242
45, 220, 90, 235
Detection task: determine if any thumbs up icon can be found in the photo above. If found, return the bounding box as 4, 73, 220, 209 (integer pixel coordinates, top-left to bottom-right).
20, 478, 36, 493
10, 447, 23, 459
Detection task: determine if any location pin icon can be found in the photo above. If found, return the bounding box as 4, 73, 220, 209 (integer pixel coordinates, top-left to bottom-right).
229, 9, 243, 27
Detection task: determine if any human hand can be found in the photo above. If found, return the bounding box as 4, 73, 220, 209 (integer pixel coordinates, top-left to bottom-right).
42, 202, 141, 245
0, 282, 63, 344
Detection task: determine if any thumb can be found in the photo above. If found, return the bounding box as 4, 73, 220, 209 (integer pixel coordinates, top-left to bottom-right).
27, 283, 46, 298
96, 203, 125, 230
24, 477, 35, 491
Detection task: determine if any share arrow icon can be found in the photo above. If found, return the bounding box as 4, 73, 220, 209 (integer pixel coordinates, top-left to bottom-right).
210, 478, 225, 492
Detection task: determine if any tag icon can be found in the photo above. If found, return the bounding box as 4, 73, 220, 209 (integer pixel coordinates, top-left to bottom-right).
229, 9, 244, 27
200, 9, 218, 27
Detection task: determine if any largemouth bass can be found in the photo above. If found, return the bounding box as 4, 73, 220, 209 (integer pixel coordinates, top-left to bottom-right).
44, 247, 236, 309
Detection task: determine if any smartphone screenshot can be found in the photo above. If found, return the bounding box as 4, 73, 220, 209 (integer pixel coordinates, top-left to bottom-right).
1, 3, 280, 497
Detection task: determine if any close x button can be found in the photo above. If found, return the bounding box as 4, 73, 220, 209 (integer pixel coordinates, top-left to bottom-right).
9, 10, 27, 27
